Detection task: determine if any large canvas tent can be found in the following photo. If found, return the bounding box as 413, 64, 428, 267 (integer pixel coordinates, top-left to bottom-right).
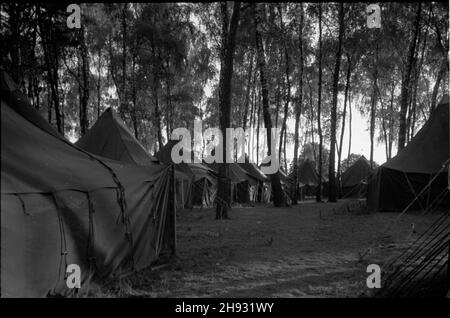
154, 140, 194, 209
1, 71, 175, 297
340, 155, 373, 198
367, 97, 450, 212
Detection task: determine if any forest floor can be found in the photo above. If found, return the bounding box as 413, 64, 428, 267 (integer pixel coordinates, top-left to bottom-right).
94, 200, 440, 298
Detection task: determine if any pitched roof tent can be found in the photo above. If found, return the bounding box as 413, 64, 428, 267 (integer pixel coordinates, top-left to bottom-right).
367, 96, 450, 212
76, 107, 158, 165
298, 158, 321, 187
341, 155, 373, 188
237, 154, 269, 182
382, 97, 449, 174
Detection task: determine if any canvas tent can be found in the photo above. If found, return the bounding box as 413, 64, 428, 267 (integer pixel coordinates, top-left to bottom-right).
259, 156, 292, 202
367, 96, 450, 212
296, 158, 321, 200
0, 71, 175, 297
340, 155, 373, 198
237, 154, 269, 203
75, 108, 158, 165
155, 140, 195, 209
187, 163, 218, 207
206, 161, 259, 204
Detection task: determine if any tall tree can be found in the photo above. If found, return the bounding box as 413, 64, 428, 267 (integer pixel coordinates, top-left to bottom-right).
316, 3, 323, 203
328, 2, 345, 202
337, 54, 351, 193
398, 3, 421, 152
253, 2, 286, 207
292, 3, 304, 205
215, 1, 241, 220
78, 25, 90, 136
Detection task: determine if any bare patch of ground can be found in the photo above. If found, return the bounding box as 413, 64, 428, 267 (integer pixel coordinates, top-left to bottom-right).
94, 200, 439, 298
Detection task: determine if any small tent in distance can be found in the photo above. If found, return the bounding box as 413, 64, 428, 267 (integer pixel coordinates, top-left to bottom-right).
340, 155, 374, 199
296, 158, 321, 200
237, 154, 269, 203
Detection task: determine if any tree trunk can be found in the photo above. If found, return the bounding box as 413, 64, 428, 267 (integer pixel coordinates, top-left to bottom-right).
328, 2, 344, 202
254, 3, 286, 207
388, 83, 395, 159
132, 52, 139, 140
398, 3, 421, 152
337, 54, 351, 195
316, 3, 323, 203
215, 2, 241, 220
291, 3, 304, 205
120, 3, 127, 119
278, 4, 291, 171
256, 91, 261, 164
79, 25, 90, 137
430, 60, 448, 113
242, 50, 254, 131
97, 48, 102, 119
347, 90, 352, 160
370, 41, 379, 169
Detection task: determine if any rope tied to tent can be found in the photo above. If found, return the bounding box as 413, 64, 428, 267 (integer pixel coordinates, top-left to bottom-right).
114, 187, 135, 272
361, 160, 450, 261
51, 193, 69, 289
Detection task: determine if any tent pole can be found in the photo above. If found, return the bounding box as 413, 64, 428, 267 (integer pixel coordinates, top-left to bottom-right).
171, 165, 177, 255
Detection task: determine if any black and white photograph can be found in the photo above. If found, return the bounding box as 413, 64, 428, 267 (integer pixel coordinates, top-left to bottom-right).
0, 1, 449, 302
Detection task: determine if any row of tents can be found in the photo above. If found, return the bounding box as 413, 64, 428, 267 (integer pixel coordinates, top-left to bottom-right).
1, 67, 448, 297
76, 109, 273, 209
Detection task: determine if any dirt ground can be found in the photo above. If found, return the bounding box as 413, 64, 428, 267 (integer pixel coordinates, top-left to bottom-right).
94, 200, 441, 298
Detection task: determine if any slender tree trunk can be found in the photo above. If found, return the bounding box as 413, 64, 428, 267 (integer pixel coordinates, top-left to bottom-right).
430, 60, 448, 113
278, 4, 291, 169
254, 2, 286, 207
388, 84, 395, 159
328, 2, 344, 202
97, 48, 102, 119
398, 3, 421, 152
316, 3, 323, 203
292, 3, 304, 205
248, 70, 256, 156
274, 53, 283, 129
337, 54, 351, 194
119, 3, 127, 119
256, 91, 261, 164
370, 41, 379, 169
216, 2, 241, 220
242, 50, 254, 131
79, 25, 90, 136
347, 91, 352, 160
307, 74, 316, 162
132, 52, 139, 140
40, 8, 62, 134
